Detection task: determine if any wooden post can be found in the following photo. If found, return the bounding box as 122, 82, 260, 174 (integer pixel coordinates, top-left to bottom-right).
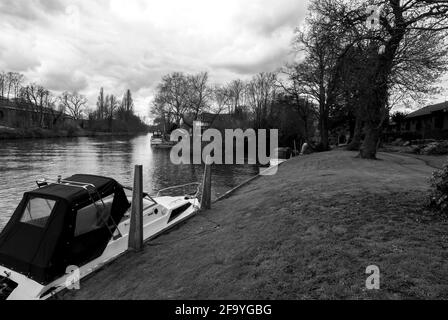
200, 158, 212, 210
128, 165, 143, 252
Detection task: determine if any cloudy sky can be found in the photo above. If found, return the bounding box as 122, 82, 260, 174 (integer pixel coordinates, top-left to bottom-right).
0, 0, 310, 120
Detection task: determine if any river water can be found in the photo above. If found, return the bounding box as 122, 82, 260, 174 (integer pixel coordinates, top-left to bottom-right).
0, 133, 259, 230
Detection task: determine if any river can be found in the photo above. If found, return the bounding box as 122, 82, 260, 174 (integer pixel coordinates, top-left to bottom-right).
0, 133, 259, 230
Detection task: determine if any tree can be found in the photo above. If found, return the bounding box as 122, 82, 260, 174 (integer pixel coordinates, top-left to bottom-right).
152, 72, 190, 128
105, 94, 120, 131
246, 72, 277, 129
59, 91, 88, 120
19, 83, 52, 127
226, 79, 246, 114
293, 0, 356, 151
0, 71, 6, 99
96, 87, 106, 120
278, 64, 318, 141
118, 89, 134, 120
212, 84, 232, 115
0, 71, 24, 100
316, 0, 448, 159
187, 72, 211, 119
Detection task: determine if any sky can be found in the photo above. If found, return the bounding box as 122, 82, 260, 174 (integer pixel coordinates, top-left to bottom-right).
0, 0, 310, 121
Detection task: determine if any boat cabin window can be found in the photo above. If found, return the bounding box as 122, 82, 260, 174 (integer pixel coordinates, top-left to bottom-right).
74, 194, 114, 236
20, 197, 56, 228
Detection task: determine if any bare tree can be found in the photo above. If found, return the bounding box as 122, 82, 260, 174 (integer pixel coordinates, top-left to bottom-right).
59, 91, 88, 120
20, 83, 52, 127
313, 0, 448, 158
153, 72, 190, 128
0, 71, 6, 99
187, 72, 211, 119
212, 84, 232, 115
246, 72, 277, 129
225, 79, 246, 114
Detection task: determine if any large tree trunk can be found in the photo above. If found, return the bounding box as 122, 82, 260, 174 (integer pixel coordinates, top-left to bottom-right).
320, 115, 329, 150
347, 115, 362, 151
359, 122, 380, 159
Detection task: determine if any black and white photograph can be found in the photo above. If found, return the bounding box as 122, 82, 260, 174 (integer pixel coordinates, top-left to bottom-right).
1, 0, 448, 307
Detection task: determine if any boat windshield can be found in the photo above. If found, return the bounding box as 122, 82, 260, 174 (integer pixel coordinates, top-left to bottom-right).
20, 196, 56, 228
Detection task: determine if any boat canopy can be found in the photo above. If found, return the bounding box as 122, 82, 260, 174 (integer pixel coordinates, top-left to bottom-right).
0, 174, 130, 285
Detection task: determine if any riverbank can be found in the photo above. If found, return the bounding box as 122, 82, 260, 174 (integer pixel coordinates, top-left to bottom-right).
62, 150, 448, 300
0, 125, 148, 140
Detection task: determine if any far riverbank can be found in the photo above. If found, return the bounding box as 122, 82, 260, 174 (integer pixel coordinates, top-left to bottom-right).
0, 125, 149, 140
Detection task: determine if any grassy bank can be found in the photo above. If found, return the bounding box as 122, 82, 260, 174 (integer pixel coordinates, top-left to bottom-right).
0, 125, 148, 140
62, 150, 448, 300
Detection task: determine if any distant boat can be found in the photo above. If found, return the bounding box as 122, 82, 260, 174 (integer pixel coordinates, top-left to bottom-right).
150, 131, 164, 146
150, 131, 175, 149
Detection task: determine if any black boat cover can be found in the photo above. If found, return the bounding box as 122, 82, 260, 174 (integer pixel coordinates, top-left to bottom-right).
0, 174, 130, 285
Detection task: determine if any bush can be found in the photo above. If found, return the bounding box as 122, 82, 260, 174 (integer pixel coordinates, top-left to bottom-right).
429, 161, 448, 216
420, 141, 448, 155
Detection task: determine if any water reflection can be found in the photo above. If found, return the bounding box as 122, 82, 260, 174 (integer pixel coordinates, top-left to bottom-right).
0, 133, 258, 230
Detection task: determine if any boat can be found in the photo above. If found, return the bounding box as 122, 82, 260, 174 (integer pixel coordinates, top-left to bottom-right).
150, 131, 164, 146
0, 174, 200, 300
150, 131, 175, 149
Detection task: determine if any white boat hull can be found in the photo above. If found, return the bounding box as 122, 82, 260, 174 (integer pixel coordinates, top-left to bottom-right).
1, 195, 199, 300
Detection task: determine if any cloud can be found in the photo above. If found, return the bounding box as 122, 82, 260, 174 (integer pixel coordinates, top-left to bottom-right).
41, 70, 88, 92
0, 0, 310, 116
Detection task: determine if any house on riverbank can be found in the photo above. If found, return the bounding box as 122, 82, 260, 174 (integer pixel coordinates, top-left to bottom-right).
401, 102, 448, 139
0, 99, 75, 129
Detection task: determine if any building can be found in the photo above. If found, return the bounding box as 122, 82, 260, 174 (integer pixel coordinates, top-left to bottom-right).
402, 101, 448, 139
0, 99, 75, 129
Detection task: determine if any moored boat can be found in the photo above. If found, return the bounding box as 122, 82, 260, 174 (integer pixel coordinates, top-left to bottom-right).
150, 131, 175, 149
150, 131, 164, 146
0, 174, 200, 300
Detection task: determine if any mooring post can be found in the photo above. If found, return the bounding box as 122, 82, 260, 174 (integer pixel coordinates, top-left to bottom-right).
200, 158, 212, 210
128, 165, 143, 252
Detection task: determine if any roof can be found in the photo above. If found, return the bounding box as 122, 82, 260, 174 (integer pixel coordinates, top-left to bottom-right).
0, 100, 73, 118
28, 174, 119, 206
406, 102, 448, 119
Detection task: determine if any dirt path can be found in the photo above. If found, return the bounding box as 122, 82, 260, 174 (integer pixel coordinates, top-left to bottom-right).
62, 150, 448, 300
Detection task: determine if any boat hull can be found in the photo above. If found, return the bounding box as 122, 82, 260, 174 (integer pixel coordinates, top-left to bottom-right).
1, 196, 199, 300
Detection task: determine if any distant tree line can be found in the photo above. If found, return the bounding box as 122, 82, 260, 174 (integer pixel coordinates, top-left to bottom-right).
88, 87, 147, 132
0, 70, 147, 133
150, 71, 317, 148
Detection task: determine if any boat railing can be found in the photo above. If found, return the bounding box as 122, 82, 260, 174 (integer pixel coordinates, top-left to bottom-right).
122, 186, 157, 204
155, 182, 201, 198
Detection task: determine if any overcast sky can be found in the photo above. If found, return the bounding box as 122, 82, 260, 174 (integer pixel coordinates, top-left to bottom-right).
0, 0, 310, 119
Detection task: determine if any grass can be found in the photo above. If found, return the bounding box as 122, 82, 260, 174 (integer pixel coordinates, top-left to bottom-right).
62, 150, 448, 300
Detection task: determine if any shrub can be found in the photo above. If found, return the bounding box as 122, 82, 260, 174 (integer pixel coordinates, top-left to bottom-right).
420, 141, 448, 155
429, 161, 448, 215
